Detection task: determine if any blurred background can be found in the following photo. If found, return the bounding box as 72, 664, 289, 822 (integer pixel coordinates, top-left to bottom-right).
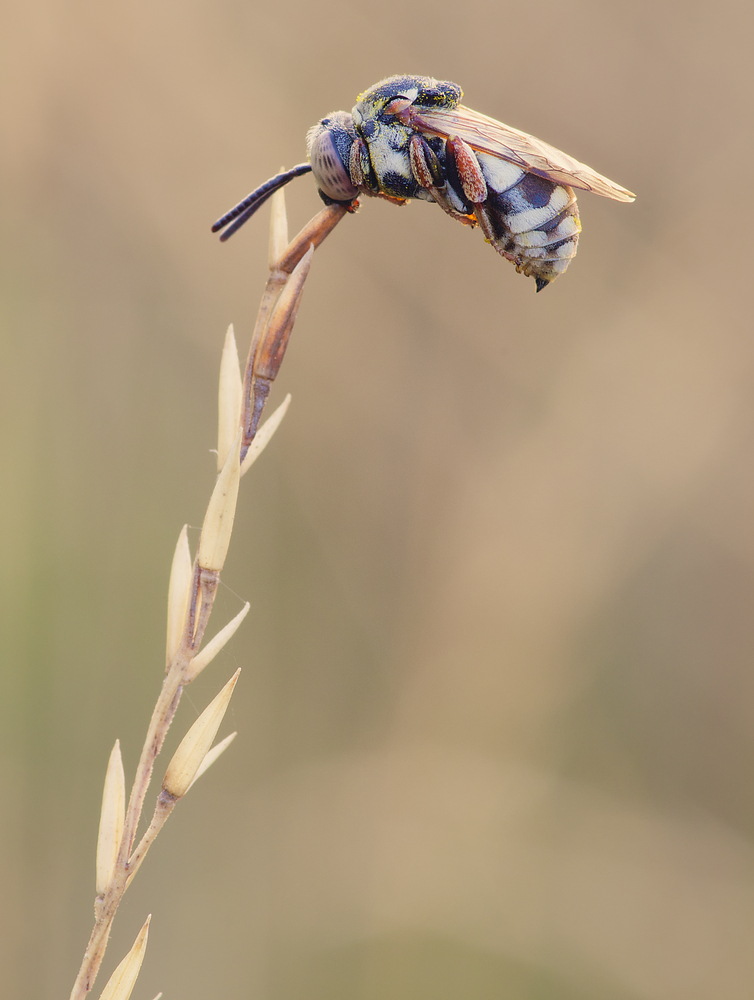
2, 1, 753, 997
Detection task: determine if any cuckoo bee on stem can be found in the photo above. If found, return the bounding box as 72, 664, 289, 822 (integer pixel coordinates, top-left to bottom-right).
212, 75, 635, 291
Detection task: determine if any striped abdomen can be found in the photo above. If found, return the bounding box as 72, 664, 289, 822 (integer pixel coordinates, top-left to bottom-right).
475, 153, 581, 291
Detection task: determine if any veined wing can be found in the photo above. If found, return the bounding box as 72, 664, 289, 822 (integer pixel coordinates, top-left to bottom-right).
409, 104, 635, 202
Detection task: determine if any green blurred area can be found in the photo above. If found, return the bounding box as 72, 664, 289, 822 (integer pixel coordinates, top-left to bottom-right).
2, 1, 754, 997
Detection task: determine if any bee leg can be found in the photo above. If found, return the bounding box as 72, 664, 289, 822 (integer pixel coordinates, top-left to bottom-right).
377, 193, 410, 206
445, 136, 488, 205
445, 136, 521, 249
348, 137, 404, 204
474, 201, 534, 282
452, 139, 523, 269
472, 201, 520, 265
472, 196, 536, 284
409, 134, 476, 227
349, 137, 378, 192
408, 134, 443, 189
473, 200, 559, 290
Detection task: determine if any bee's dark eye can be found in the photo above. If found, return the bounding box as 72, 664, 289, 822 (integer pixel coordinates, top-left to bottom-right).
360, 119, 377, 139
321, 117, 331, 126
308, 126, 358, 202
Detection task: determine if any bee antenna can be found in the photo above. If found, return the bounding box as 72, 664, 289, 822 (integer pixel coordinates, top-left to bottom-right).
215, 188, 278, 242
211, 163, 313, 238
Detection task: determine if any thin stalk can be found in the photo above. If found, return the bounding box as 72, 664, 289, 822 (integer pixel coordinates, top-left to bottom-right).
69, 193, 350, 1000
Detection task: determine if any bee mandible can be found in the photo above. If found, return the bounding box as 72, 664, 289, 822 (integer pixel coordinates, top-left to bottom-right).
212, 75, 635, 291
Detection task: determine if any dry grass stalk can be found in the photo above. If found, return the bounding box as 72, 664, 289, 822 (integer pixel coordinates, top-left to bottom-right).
68, 191, 349, 999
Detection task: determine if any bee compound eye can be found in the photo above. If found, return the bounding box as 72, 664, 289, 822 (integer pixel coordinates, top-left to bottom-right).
309, 129, 358, 202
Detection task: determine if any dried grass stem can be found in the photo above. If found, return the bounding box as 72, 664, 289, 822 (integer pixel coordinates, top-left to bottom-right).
69, 192, 349, 999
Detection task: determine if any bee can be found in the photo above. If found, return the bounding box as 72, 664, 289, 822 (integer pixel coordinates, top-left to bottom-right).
212, 75, 634, 291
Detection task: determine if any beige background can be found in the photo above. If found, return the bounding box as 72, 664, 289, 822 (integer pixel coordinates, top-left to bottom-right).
2, 1, 753, 997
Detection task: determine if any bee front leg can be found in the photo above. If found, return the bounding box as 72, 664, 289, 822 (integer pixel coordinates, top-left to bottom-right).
346, 137, 407, 205
409, 134, 476, 227
349, 136, 377, 192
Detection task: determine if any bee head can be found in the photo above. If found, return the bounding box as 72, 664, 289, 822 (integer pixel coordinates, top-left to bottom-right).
306, 112, 359, 203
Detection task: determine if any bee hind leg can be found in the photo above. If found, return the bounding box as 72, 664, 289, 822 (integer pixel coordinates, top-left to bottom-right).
473, 201, 521, 262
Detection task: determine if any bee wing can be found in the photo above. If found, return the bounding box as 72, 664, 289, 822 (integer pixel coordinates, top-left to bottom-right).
411, 105, 635, 202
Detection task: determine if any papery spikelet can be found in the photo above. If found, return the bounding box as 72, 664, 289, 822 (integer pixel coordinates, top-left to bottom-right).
166, 525, 192, 667
198, 430, 242, 572
240, 394, 291, 477
97, 915, 150, 1000
162, 670, 240, 798
188, 731, 237, 791
217, 324, 242, 472
186, 602, 250, 682
95, 741, 126, 896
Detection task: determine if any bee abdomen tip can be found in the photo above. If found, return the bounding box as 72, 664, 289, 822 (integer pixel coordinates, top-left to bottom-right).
535, 277, 550, 292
